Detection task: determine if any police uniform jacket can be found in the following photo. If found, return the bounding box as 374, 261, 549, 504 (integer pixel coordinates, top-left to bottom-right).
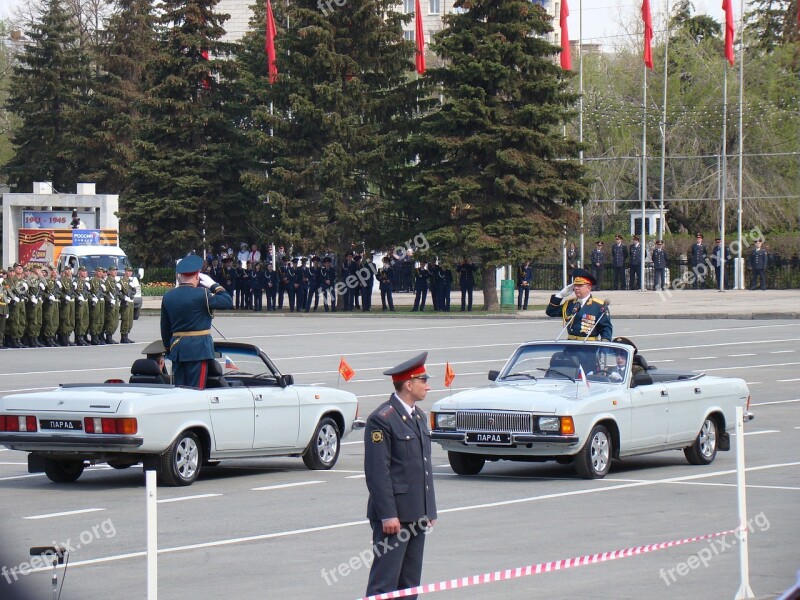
689, 243, 707, 267
264, 269, 278, 289
749, 248, 767, 270
629, 244, 642, 266
365, 395, 437, 524
320, 266, 335, 289
711, 245, 732, 268
457, 263, 475, 288
591, 249, 605, 268
161, 284, 233, 364
546, 294, 612, 341
611, 243, 628, 267
378, 266, 394, 289
652, 247, 668, 269
518, 265, 533, 286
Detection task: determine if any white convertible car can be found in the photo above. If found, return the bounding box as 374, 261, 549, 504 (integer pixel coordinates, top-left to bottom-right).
430, 340, 753, 479
0, 342, 362, 486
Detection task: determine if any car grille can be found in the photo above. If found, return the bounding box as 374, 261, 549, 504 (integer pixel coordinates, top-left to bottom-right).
456, 411, 533, 433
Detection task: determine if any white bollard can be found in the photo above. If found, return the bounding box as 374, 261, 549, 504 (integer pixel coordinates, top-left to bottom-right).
146, 470, 158, 600
734, 406, 755, 600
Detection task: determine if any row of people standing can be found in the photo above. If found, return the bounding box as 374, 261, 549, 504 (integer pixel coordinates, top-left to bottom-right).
0, 263, 136, 350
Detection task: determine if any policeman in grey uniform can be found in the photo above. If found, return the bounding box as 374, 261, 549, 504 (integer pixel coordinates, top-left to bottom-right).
364, 352, 437, 599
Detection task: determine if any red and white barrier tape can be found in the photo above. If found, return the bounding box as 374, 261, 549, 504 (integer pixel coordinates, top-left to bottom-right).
359, 527, 737, 600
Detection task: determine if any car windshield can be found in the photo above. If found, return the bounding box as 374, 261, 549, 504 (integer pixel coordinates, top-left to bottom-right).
501, 343, 630, 384
214, 345, 275, 378
77, 255, 132, 273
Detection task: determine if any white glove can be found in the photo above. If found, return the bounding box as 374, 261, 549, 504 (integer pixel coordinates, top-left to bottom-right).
100, 284, 106, 291
31, 297, 38, 305
65, 295, 72, 301
49, 295, 56, 301
13, 296, 20, 303
116, 282, 122, 290
39, 282, 46, 290
78, 295, 85, 302
608, 371, 623, 382
555, 283, 574, 298
198, 273, 215, 289
109, 298, 116, 306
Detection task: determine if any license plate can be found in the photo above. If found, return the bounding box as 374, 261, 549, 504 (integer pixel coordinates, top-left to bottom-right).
466, 432, 511, 445
41, 420, 83, 431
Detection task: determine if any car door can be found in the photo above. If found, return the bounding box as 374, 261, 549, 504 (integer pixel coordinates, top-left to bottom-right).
665, 379, 706, 444
252, 386, 301, 449
628, 382, 669, 450
208, 388, 256, 451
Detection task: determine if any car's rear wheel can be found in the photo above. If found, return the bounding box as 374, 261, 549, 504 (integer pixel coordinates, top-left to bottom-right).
575, 424, 612, 479
684, 417, 718, 465
44, 459, 85, 483
448, 451, 485, 475
158, 431, 202, 486
302, 417, 340, 470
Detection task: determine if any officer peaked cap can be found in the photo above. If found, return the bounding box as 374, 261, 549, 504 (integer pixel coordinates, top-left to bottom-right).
572, 268, 597, 287
383, 352, 429, 382
176, 255, 203, 274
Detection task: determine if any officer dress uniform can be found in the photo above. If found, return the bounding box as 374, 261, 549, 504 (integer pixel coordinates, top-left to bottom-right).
161, 256, 233, 388
611, 240, 628, 290
628, 241, 642, 290
456, 260, 476, 311
749, 244, 768, 290
264, 266, 278, 311
319, 259, 336, 312
378, 259, 395, 311
652, 244, 668, 291
365, 353, 437, 599
411, 265, 429, 312
590, 244, 605, 290
517, 263, 533, 309
545, 269, 613, 342
689, 237, 707, 289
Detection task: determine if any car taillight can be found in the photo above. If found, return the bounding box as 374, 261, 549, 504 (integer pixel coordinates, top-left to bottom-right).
0, 416, 37, 432
84, 417, 137, 435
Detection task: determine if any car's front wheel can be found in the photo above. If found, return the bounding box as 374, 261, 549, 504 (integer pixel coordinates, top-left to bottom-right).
575, 424, 612, 479
448, 451, 485, 475
684, 417, 718, 465
44, 459, 85, 483
158, 430, 202, 486
302, 417, 340, 470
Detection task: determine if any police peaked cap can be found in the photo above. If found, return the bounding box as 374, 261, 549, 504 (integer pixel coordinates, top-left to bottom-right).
383, 352, 429, 382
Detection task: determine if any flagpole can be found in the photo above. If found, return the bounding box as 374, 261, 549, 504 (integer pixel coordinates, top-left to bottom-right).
658, 0, 670, 240
641, 64, 647, 292
578, 0, 584, 269
736, 0, 745, 289
720, 63, 728, 292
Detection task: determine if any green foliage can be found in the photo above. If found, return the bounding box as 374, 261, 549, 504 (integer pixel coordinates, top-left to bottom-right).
407, 0, 588, 308
3, 0, 92, 191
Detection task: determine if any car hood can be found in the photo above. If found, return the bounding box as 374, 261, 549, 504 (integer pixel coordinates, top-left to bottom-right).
431, 382, 595, 414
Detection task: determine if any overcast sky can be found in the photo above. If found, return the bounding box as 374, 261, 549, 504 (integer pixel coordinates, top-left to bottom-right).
1, 0, 735, 50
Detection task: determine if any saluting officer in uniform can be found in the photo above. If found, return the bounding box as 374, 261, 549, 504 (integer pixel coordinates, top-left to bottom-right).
546, 268, 613, 341
411, 262, 429, 312
456, 257, 476, 311
161, 255, 233, 388
590, 241, 605, 290
378, 256, 395, 311
364, 352, 437, 599
264, 262, 278, 311
517, 259, 533, 310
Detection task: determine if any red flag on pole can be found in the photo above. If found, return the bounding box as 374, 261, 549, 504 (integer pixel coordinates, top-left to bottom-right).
444, 362, 455, 388
559, 0, 571, 70
414, 0, 426, 74
722, 0, 735, 65
642, 0, 653, 69
338, 357, 355, 382
266, 0, 278, 83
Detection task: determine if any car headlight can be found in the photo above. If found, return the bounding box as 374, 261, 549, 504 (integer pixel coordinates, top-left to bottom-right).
435, 413, 456, 430
538, 416, 561, 432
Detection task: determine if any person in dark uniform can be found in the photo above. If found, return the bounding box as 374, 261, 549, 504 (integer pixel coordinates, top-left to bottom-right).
428, 261, 441, 311
378, 256, 395, 311
140, 339, 171, 384
611, 235, 628, 290
352, 254, 363, 310
307, 256, 322, 311
689, 233, 707, 289
340, 252, 355, 311
456, 257, 475, 311
364, 352, 437, 599
439, 262, 452, 312
161, 255, 233, 388
361, 256, 374, 311
517, 259, 533, 310
652, 240, 668, 291
320, 256, 336, 312
711, 238, 732, 290
291, 257, 305, 313
221, 257, 237, 298
748, 239, 767, 290
277, 255, 291, 310
545, 268, 612, 341
590, 241, 605, 291
0, 270, 9, 349
264, 262, 278, 311
411, 262, 429, 312
628, 236, 642, 290
250, 262, 265, 311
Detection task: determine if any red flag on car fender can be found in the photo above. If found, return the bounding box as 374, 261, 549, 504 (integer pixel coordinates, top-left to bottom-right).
642, 0, 654, 69
415, 0, 426, 74
266, 0, 278, 83
338, 357, 355, 382
560, 0, 571, 70
444, 362, 455, 388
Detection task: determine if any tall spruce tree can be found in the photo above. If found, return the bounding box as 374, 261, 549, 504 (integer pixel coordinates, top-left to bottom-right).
4, 0, 91, 191
121, 0, 252, 263
235, 0, 418, 255
408, 0, 588, 309
80, 0, 158, 193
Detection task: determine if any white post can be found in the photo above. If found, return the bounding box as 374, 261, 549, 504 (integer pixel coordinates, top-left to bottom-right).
734, 406, 755, 599
146, 470, 158, 600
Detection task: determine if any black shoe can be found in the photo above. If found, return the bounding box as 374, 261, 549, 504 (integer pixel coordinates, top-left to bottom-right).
106, 333, 118, 344
121, 335, 134, 344
76, 336, 88, 346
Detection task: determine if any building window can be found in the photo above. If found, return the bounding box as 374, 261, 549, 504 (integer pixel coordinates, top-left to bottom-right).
429, 0, 439, 15
404, 30, 415, 41
404, 0, 414, 13
554, 2, 560, 17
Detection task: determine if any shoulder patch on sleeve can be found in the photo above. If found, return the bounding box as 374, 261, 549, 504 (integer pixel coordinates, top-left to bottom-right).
378, 405, 395, 418
371, 430, 384, 444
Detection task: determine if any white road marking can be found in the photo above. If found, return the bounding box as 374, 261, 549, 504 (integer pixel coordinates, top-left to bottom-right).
730, 353, 756, 357
345, 474, 366, 479
158, 494, 222, 504
24, 508, 106, 520
251, 480, 324, 491
745, 382, 762, 385
743, 430, 780, 436
0, 474, 43, 482
777, 378, 800, 383
0, 449, 8, 452
0, 462, 27, 466
294, 358, 507, 377
771, 350, 795, 354
751, 398, 800, 407
698, 362, 800, 373
606, 479, 800, 491
649, 359, 674, 363
34, 460, 800, 573
689, 356, 718, 360
326, 469, 365, 474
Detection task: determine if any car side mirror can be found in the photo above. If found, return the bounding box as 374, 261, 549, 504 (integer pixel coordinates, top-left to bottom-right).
488, 370, 499, 381
279, 374, 294, 388
631, 371, 653, 388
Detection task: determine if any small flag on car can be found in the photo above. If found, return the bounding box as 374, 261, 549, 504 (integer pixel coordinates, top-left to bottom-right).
444, 362, 455, 388
224, 355, 239, 370
338, 357, 355, 382
578, 364, 591, 389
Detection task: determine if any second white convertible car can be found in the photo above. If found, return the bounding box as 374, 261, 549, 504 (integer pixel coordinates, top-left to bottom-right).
0, 342, 362, 486
430, 340, 752, 479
